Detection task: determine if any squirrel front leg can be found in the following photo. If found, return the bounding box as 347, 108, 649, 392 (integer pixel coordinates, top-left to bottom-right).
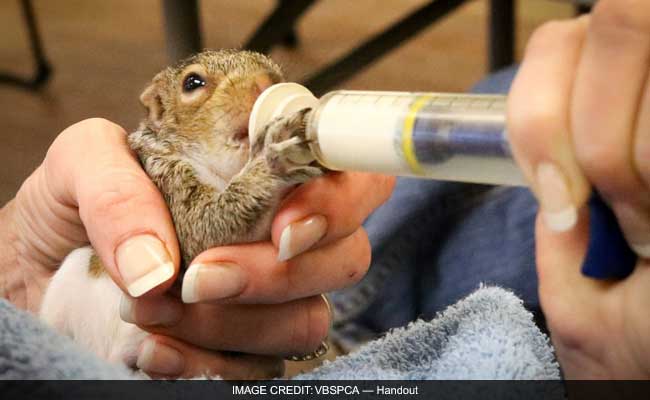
172, 109, 324, 265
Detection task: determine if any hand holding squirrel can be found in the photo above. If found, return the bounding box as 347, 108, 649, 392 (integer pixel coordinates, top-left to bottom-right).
1, 50, 395, 378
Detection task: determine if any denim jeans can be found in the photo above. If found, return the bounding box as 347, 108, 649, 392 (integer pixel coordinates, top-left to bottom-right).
328, 67, 543, 349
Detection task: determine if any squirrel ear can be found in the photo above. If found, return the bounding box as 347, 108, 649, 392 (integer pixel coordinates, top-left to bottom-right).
139, 82, 164, 128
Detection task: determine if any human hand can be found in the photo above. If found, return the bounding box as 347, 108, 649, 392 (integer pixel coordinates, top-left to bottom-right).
122, 170, 395, 378
2, 118, 181, 311
0, 116, 394, 378
508, 0, 650, 378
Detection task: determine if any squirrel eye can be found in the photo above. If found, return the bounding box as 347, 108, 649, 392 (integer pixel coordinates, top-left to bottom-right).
182, 73, 206, 92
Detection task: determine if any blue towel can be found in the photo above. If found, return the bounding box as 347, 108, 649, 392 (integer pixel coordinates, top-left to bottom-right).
0, 286, 558, 380
0, 299, 130, 379
299, 286, 558, 380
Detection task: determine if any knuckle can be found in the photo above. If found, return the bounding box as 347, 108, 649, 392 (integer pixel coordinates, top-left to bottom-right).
76, 117, 124, 133
592, 0, 650, 36
48, 118, 129, 175
49, 118, 110, 152
82, 171, 156, 222
525, 20, 580, 58
575, 141, 630, 193
575, 141, 618, 175
70, 118, 128, 144
508, 104, 560, 152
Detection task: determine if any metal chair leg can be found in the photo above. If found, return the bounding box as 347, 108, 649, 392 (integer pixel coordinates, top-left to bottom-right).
281, 29, 299, 49
162, 0, 202, 63
576, 4, 592, 15
244, 0, 316, 54
302, 0, 467, 96
488, 0, 515, 72
0, 0, 52, 90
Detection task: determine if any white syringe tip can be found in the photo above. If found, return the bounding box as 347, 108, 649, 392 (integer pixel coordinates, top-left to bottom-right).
248, 83, 318, 145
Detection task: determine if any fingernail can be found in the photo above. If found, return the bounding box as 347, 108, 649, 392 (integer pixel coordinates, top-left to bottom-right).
613, 202, 650, 258
119, 294, 183, 326
116, 234, 174, 297
136, 338, 184, 376
277, 215, 327, 261
182, 262, 246, 303
536, 163, 577, 232
119, 295, 136, 323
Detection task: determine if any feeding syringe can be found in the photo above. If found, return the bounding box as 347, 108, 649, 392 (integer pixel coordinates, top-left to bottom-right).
249, 83, 638, 280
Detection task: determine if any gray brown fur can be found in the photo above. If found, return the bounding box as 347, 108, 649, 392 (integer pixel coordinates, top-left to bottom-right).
123, 49, 324, 268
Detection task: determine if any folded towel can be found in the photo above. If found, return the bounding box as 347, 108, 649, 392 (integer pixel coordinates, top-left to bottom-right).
0, 286, 558, 380
299, 286, 559, 380
0, 299, 131, 379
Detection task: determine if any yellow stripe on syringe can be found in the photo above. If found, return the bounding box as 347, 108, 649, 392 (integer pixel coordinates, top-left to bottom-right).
401, 95, 432, 175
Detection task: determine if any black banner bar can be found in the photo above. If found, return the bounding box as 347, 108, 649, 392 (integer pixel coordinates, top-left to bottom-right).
2, 380, 649, 400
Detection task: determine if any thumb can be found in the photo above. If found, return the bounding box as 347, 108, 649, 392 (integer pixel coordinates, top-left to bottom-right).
47, 118, 180, 297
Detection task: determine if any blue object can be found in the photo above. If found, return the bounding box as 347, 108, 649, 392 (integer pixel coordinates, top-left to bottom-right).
472, 67, 637, 281
332, 67, 638, 350
582, 192, 637, 279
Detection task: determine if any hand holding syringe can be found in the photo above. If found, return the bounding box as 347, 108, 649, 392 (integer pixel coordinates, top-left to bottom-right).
249, 83, 637, 280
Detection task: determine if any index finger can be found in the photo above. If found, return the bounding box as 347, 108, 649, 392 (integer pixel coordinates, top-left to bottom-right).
271, 171, 395, 261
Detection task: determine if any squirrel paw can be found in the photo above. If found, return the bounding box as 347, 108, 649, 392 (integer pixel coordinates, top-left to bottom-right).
253, 108, 324, 182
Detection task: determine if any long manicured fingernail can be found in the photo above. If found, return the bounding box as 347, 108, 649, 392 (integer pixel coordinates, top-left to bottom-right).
277, 215, 327, 261
119, 295, 136, 323
116, 234, 174, 297
612, 202, 650, 258
119, 294, 183, 326
536, 163, 577, 232
136, 338, 184, 376
181, 262, 246, 303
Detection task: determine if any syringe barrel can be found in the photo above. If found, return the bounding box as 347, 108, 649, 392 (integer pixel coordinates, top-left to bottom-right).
247, 83, 639, 280
306, 90, 526, 186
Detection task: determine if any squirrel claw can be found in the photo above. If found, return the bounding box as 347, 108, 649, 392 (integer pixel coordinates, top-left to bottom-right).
268, 136, 302, 152
268, 137, 315, 166
254, 109, 324, 180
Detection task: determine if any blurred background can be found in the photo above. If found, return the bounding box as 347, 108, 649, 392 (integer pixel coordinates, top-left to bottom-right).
0, 0, 579, 205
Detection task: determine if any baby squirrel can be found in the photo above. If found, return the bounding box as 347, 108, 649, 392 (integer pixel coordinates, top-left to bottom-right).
38, 49, 324, 369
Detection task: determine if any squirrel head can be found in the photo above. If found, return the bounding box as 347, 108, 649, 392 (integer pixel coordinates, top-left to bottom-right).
136, 50, 284, 186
